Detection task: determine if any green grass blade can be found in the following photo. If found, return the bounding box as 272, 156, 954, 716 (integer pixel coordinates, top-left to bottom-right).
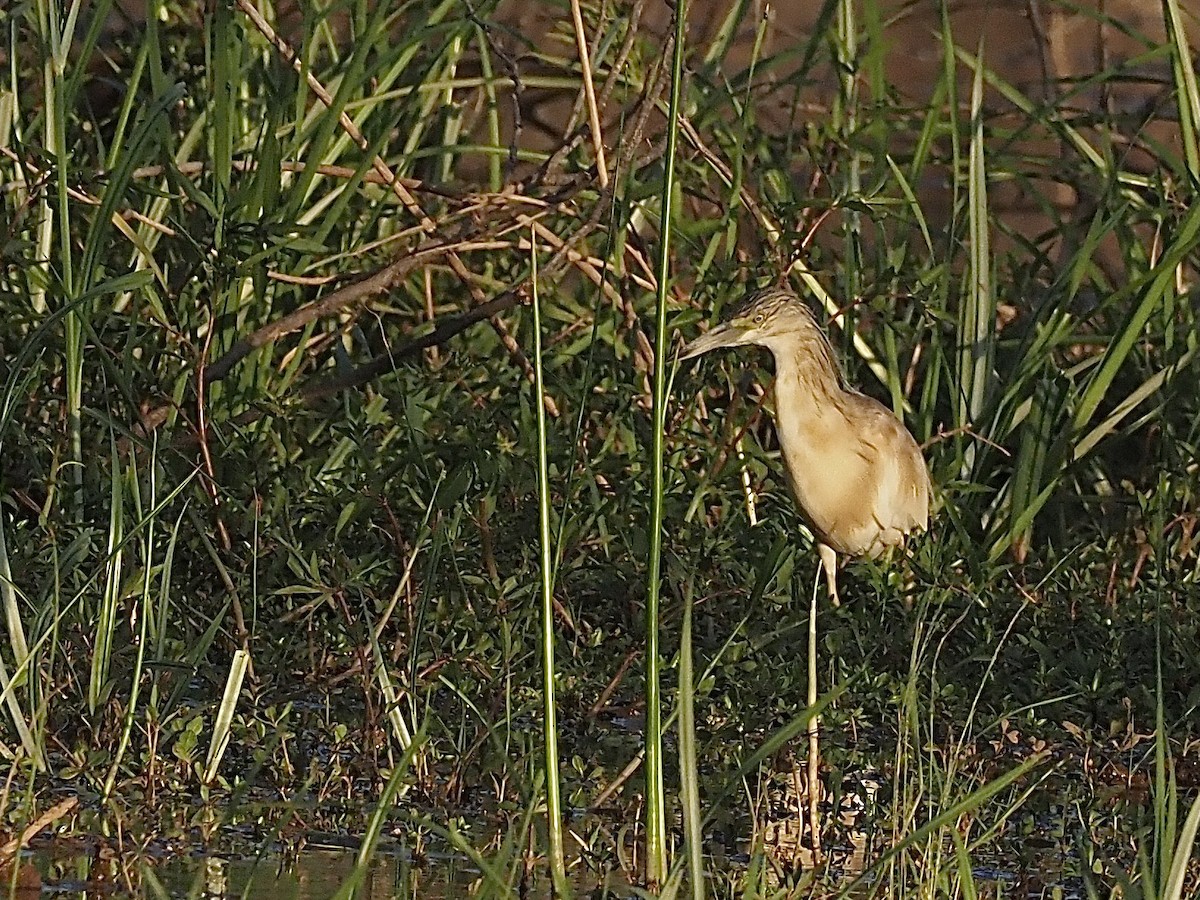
1073, 200, 1200, 431
202, 648, 251, 785
846, 753, 1051, 895
702, 683, 847, 825
1162, 0, 1200, 184
960, 35, 993, 476
333, 728, 426, 900
88, 432, 124, 713
102, 442, 159, 800
678, 587, 704, 900
1164, 792, 1200, 900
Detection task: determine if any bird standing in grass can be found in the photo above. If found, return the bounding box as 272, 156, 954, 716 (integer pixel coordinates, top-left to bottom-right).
681, 285, 931, 855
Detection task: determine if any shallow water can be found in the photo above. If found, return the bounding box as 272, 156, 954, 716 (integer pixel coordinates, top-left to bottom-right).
31, 841, 467, 899
20, 795, 1099, 900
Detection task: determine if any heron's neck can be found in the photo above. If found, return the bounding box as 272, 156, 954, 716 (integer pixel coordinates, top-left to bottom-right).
766, 334, 843, 410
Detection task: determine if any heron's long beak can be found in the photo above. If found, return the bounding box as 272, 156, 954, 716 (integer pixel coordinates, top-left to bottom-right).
680, 322, 744, 360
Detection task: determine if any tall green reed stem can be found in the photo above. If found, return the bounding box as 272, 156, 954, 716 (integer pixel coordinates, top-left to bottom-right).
645, 0, 688, 887
530, 236, 568, 895
679, 584, 703, 900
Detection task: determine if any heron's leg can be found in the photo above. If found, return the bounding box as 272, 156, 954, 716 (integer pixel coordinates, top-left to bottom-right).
899, 543, 920, 611
818, 542, 840, 607
805, 544, 838, 857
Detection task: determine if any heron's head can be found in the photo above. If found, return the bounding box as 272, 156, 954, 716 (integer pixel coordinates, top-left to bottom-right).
681, 287, 821, 360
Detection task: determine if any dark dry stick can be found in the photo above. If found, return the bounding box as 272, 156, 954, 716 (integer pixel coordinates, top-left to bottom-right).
195, 298, 233, 552
202, 238, 510, 384
0, 796, 78, 859
587, 648, 640, 718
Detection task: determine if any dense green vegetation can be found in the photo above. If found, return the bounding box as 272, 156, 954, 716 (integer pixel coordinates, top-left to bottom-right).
1, 0, 1199, 895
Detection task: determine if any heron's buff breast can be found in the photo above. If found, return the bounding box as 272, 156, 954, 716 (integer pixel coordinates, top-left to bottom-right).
772, 369, 929, 558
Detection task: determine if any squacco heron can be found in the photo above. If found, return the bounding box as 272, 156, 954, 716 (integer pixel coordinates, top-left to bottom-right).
681, 286, 931, 854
